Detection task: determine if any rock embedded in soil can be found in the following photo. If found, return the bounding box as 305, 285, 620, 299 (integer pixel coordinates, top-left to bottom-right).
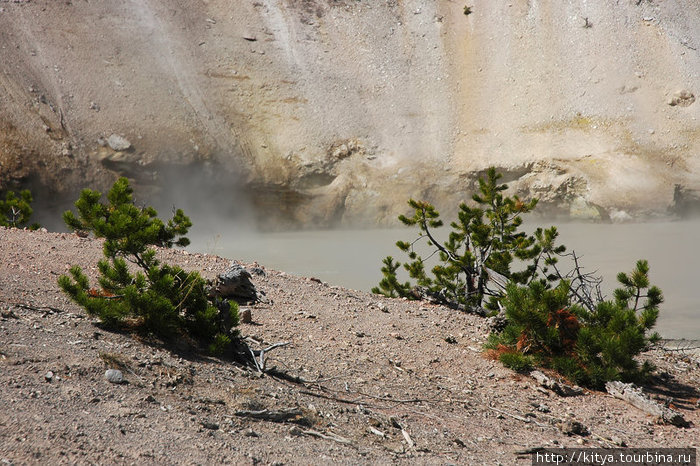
240, 308, 252, 324
211, 262, 260, 302
244, 428, 259, 438
375, 302, 389, 313
201, 421, 219, 430
104, 369, 124, 384
107, 134, 131, 151
668, 89, 695, 107
559, 419, 589, 436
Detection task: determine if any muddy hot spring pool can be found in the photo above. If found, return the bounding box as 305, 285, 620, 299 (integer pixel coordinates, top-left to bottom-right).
191, 221, 700, 340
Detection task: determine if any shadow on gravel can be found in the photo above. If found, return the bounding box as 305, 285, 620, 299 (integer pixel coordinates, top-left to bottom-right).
93, 321, 256, 369
644, 372, 700, 412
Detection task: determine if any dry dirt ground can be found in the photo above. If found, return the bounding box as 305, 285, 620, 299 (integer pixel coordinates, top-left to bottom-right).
0, 227, 699, 465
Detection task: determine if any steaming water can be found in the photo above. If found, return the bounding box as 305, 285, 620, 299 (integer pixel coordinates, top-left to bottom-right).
191, 221, 700, 340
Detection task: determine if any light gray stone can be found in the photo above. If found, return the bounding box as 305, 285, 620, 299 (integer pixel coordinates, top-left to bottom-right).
105, 369, 124, 384
107, 134, 131, 151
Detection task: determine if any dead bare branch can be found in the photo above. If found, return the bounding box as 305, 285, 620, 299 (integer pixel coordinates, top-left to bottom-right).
488, 406, 550, 428
234, 408, 306, 424
245, 339, 290, 373
606, 381, 689, 427
302, 429, 353, 445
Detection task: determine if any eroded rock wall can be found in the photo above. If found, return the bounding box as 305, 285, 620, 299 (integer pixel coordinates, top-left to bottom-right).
0, 0, 698, 226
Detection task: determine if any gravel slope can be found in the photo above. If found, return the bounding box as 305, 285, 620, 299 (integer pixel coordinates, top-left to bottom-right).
1, 227, 699, 464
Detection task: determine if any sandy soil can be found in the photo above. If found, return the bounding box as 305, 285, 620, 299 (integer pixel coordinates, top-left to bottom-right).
0, 226, 698, 465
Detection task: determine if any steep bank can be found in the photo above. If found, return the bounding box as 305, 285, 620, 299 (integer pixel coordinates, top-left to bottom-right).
1, 227, 698, 463
0, 0, 698, 226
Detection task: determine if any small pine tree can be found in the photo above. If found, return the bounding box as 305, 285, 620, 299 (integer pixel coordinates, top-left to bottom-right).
371, 256, 411, 298
572, 260, 661, 387
58, 177, 237, 352
0, 189, 40, 229
373, 167, 562, 311
486, 260, 662, 389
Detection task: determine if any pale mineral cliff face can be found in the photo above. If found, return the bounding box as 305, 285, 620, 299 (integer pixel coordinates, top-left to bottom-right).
0, 0, 698, 227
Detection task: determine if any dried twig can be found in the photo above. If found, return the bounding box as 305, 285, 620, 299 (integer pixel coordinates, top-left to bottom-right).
248, 346, 262, 372
401, 428, 415, 448
298, 389, 379, 408
6, 302, 65, 314
658, 339, 700, 353
302, 429, 353, 445
299, 384, 466, 407
234, 408, 305, 423
489, 406, 550, 428
546, 250, 603, 312
515, 446, 548, 455
588, 431, 618, 447
247, 340, 290, 373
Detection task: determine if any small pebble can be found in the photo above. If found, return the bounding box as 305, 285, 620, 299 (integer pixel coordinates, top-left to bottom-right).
44, 371, 54, 382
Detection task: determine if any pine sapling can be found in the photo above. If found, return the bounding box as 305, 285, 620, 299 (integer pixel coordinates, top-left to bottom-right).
58, 177, 237, 353
0, 189, 39, 229
373, 167, 562, 312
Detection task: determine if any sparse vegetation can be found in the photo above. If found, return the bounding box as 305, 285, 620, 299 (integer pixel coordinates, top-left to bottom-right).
0, 189, 39, 229
98, 351, 132, 371
376, 167, 663, 388
372, 167, 562, 312
486, 260, 662, 388
58, 177, 238, 353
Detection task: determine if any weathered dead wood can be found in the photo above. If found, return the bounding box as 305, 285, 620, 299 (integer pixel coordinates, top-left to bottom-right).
401, 428, 415, 448
605, 381, 689, 427
515, 446, 548, 456
234, 408, 306, 424
8, 302, 65, 314
659, 339, 700, 353
247, 340, 290, 373
530, 370, 583, 396
488, 406, 550, 428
